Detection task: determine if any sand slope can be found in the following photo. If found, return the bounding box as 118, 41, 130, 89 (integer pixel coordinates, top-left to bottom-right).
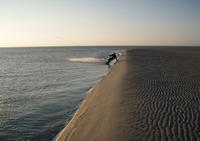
56, 48, 200, 141
56, 53, 128, 141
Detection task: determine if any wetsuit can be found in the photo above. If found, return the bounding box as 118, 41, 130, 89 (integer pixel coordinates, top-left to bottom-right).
106, 53, 118, 65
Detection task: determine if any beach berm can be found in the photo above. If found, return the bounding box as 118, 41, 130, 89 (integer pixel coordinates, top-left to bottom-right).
56, 48, 200, 141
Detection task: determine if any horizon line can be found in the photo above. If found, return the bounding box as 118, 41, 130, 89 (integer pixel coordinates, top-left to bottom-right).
0, 45, 200, 48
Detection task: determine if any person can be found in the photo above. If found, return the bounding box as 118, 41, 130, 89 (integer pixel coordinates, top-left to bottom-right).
106, 52, 118, 65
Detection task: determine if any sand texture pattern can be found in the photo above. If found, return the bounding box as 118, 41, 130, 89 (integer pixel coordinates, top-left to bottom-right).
56, 48, 200, 141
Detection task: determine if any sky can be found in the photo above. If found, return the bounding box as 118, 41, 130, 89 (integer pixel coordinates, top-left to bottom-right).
0, 0, 200, 47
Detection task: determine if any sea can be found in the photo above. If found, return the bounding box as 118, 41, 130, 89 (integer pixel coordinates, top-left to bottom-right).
0, 46, 130, 141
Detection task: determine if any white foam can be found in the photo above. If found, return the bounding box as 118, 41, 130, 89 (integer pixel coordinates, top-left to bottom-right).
66, 57, 104, 63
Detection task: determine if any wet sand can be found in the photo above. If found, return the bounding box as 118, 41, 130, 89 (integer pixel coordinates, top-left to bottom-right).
56, 48, 200, 141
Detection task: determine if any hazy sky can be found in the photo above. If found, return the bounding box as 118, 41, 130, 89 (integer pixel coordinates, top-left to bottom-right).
0, 0, 200, 47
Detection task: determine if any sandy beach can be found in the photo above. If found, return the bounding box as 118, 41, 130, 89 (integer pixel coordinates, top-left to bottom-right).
56, 48, 200, 141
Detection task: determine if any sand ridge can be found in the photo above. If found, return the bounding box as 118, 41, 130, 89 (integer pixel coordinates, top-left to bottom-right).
56, 53, 128, 141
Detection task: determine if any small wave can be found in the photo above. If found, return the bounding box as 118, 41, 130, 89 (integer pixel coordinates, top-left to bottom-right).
66, 57, 105, 63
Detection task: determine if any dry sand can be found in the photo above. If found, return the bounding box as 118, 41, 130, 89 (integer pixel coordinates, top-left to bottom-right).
56, 48, 200, 141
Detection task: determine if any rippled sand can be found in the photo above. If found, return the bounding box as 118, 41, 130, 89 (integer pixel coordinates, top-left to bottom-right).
56, 48, 200, 141
122, 48, 200, 140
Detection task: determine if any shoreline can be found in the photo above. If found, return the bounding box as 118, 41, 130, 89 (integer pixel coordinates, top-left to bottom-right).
55, 48, 200, 141
55, 52, 127, 141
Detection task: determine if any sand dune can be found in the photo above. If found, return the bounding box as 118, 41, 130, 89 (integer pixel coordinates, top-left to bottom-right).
56, 48, 200, 141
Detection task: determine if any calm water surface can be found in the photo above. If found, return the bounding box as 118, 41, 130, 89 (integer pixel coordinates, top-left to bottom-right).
0, 47, 128, 141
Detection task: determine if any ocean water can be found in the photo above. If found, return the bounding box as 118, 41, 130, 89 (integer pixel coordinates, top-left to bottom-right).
0, 47, 127, 141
